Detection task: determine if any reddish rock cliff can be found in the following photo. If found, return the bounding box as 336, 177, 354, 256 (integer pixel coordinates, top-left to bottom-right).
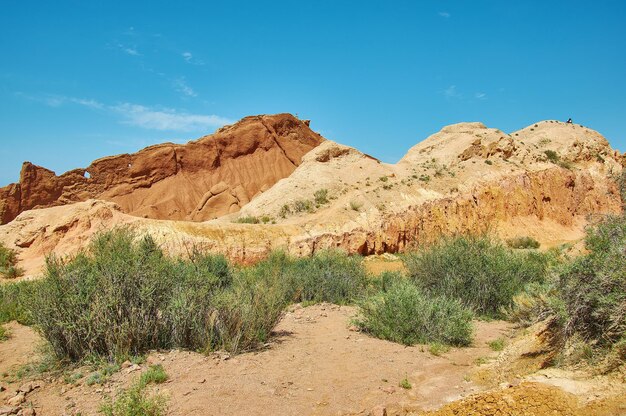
0, 114, 324, 224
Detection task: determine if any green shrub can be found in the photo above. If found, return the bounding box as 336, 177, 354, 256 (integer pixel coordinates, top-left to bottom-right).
278, 204, 291, 218
0, 280, 38, 324
355, 280, 473, 346
372, 271, 404, 292
234, 216, 260, 224
27, 228, 278, 361
544, 150, 559, 163
293, 199, 313, 213
283, 250, 369, 305
100, 380, 167, 416
559, 215, 626, 347
557, 159, 573, 170
505, 281, 566, 326
349, 200, 363, 211
211, 264, 289, 352
0, 324, 8, 341
314, 189, 329, 205
429, 342, 450, 356
506, 236, 540, 249
488, 337, 505, 351
0, 243, 24, 279
399, 377, 412, 389
140, 365, 168, 386
404, 235, 550, 318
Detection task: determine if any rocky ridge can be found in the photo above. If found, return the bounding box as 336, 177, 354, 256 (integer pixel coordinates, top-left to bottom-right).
0, 117, 623, 277
0, 114, 324, 224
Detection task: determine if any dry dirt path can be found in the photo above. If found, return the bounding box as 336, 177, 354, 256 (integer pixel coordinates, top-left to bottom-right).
10, 304, 511, 415
0, 322, 39, 376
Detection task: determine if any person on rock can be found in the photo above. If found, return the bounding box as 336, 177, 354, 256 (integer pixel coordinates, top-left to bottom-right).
566, 118, 573, 124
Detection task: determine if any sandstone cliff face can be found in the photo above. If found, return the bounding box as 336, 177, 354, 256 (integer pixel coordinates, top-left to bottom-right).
0, 114, 324, 224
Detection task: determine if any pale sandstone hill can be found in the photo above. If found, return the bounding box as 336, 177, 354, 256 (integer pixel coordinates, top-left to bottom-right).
0, 114, 324, 224
0, 118, 623, 278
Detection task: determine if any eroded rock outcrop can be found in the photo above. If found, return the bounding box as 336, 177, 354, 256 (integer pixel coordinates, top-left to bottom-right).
0, 114, 324, 224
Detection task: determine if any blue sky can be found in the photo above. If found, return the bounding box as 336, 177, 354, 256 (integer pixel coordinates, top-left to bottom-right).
1, 1, 625, 185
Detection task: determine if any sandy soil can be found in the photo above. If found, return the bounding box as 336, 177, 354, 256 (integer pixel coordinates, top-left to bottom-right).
0, 322, 39, 375
2, 305, 624, 416
1, 305, 512, 415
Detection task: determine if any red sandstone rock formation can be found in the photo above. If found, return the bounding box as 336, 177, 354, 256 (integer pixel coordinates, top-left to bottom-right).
0, 114, 324, 224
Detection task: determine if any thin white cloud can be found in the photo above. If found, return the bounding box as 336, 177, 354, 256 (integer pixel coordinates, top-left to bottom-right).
443, 85, 461, 99
173, 77, 197, 97
438, 11, 451, 18
181, 51, 205, 65
475, 92, 487, 100
69, 97, 105, 109
15, 93, 105, 109
117, 43, 140, 56
112, 103, 232, 132
16, 92, 231, 132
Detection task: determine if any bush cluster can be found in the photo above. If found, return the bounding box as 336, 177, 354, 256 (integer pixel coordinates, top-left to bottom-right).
404, 235, 550, 318
356, 280, 473, 346
559, 215, 625, 347
21, 230, 369, 362
505, 214, 626, 365
28, 229, 281, 361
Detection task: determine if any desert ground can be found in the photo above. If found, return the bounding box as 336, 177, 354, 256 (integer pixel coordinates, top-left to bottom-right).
0, 114, 624, 415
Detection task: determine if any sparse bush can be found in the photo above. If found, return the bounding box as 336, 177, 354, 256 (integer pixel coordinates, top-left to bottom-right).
379, 176, 388, 182
429, 342, 450, 356
0, 242, 24, 279
293, 199, 313, 213
235, 216, 260, 224
314, 189, 329, 205
404, 235, 550, 318
488, 338, 505, 351
86, 371, 107, 386
506, 236, 540, 249
418, 175, 430, 183
355, 280, 473, 347
559, 215, 626, 347
484, 159, 493, 165
0, 325, 8, 341
100, 379, 167, 416
140, 365, 168, 386
557, 159, 573, 170
349, 200, 363, 211
544, 150, 559, 163
279, 204, 291, 218
399, 377, 412, 389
